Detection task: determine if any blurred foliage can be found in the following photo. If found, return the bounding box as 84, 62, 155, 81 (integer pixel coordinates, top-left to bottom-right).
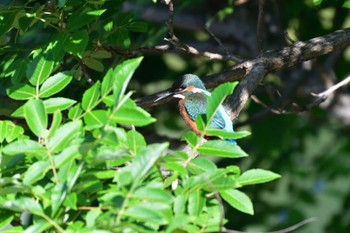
0, 0, 350, 232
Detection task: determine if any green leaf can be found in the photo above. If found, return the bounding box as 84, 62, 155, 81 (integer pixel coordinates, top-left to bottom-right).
101, 68, 114, 97
112, 98, 156, 126
26, 53, 54, 86
220, 189, 254, 215
181, 131, 198, 147
24, 99, 48, 137
0, 120, 24, 143
63, 192, 77, 210
121, 143, 168, 183
87, 9, 107, 16
47, 120, 83, 153
66, 9, 99, 31
6, 84, 36, 100
51, 181, 67, 217
68, 104, 83, 120
206, 129, 251, 140
197, 140, 248, 158
64, 30, 89, 58
86, 208, 102, 227
113, 57, 143, 102
49, 110, 62, 137
84, 57, 104, 72
43, 97, 77, 113
126, 21, 148, 32
39, 71, 73, 98
134, 187, 173, 204
54, 145, 80, 168
84, 110, 108, 128
188, 190, 205, 216
23, 221, 51, 233
1, 197, 44, 215
82, 81, 101, 111
23, 161, 50, 185
343, 0, 350, 8
124, 205, 168, 225
206, 82, 237, 123
90, 50, 112, 59
237, 169, 281, 186
189, 157, 217, 174
125, 130, 146, 154
313, 0, 323, 6
2, 139, 45, 155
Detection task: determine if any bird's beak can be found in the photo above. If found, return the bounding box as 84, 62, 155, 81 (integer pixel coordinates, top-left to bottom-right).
154, 89, 175, 102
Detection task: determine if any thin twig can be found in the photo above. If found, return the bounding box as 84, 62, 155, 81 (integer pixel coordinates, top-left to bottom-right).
222, 217, 317, 233
165, 0, 176, 40
314, 74, 350, 98
205, 26, 243, 63
257, 0, 266, 52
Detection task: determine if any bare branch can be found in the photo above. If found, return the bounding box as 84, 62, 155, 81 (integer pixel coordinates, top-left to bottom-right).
136, 27, 350, 120
315, 74, 350, 98
221, 217, 317, 233
205, 26, 243, 63
257, 0, 266, 52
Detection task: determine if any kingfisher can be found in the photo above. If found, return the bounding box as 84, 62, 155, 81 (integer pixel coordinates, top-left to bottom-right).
154, 74, 236, 143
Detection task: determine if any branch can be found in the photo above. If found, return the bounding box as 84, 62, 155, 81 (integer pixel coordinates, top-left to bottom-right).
222, 217, 317, 233
135, 27, 350, 120
257, 0, 266, 52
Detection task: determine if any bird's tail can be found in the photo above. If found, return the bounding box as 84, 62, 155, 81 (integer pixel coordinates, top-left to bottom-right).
225, 138, 237, 144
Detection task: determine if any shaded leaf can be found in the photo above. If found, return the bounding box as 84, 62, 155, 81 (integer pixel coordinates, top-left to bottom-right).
64, 30, 89, 58
84, 57, 104, 72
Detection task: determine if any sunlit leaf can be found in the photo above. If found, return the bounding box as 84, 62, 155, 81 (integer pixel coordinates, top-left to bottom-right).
26, 53, 54, 86
23, 161, 50, 185
47, 120, 83, 153
2, 139, 45, 155
237, 169, 281, 186
112, 98, 156, 126
6, 84, 36, 100
82, 81, 101, 111
197, 140, 247, 158
43, 97, 76, 113
39, 71, 73, 98
220, 189, 254, 215
24, 99, 47, 137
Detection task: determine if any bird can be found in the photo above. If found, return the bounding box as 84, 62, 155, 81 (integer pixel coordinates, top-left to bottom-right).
154, 74, 236, 143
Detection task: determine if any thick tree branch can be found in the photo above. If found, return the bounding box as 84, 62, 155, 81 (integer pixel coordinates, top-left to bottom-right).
135, 27, 350, 120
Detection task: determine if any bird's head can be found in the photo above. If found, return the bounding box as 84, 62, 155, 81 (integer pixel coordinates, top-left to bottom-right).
154, 74, 207, 102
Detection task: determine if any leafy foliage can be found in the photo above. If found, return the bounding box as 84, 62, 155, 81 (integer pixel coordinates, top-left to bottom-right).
0, 53, 280, 231
2, 0, 348, 232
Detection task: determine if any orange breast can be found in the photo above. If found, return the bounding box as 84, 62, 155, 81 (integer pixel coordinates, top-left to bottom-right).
178, 99, 201, 135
